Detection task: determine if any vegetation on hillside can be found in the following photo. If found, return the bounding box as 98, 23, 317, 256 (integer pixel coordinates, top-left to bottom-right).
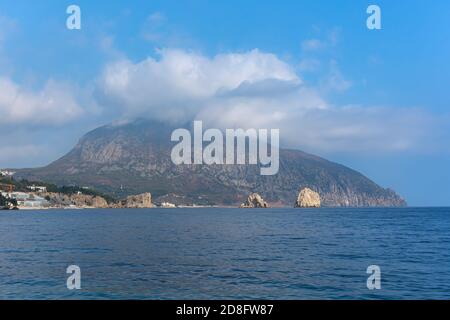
0, 176, 116, 203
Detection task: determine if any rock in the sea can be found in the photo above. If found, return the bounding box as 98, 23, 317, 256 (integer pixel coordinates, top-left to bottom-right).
240, 193, 269, 208
295, 188, 321, 208
121, 193, 153, 208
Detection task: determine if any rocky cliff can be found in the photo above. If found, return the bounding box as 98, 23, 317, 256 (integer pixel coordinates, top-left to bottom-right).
114, 193, 153, 208
15, 119, 407, 207
44, 192, 109, 208
240, 193, 269, 208
295, 188, 321, 208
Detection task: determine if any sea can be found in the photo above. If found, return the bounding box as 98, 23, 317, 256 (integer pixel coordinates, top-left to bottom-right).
0, 207, 449, 300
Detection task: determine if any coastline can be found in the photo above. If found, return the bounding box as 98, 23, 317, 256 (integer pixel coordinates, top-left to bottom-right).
5, 205, 414, 211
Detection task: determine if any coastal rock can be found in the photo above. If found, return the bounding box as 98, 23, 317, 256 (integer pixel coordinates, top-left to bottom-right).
295, 188, 321, 208
119, 193, 153, 208
90, 196, 109, 208
71, 194, 108, 208
240, 193, 269, 208
43, 192, 109, 208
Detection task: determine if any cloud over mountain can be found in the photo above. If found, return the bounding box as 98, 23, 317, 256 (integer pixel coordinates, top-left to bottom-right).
0, 46, 445, 155
97, 49, 300, 122
96, 48, 444, 154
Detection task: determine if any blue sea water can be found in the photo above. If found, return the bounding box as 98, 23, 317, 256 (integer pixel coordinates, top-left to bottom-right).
0, 207, 449, 300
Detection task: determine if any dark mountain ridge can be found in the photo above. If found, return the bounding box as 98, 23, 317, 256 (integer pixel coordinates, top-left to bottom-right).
14, 119, 406, 207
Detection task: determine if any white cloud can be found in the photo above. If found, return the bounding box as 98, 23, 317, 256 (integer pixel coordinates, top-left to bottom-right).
97, 48, 448, 154
148, 11, 166, 24
302, 39, 324, 51
279, 106, 441, 153
301, 28, 340, 52
0, 77, 84, 125
142, 12, 167, 42
320, 60, 352, 92
97, 48, 300, 123
298, 58, 321, 72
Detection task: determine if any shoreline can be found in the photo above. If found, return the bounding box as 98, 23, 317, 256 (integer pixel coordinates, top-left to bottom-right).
3, 205, 420, 211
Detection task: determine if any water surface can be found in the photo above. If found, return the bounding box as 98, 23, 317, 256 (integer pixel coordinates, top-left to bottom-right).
0, 208, 449, 299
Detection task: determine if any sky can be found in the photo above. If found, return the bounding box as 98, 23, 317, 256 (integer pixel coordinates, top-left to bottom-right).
0, 0, 449, 206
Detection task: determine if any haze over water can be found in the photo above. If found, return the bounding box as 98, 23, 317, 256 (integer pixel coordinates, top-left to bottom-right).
1, 208, 449, 299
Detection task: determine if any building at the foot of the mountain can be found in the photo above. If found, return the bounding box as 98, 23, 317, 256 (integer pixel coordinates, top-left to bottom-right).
0, 170, 15, 177
27, 185, 48, 193
3, 192, 49, 208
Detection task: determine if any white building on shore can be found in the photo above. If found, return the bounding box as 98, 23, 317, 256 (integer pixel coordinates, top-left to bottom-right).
27, 185, 48, 193
6, 192, 49, 208
160, 202, 177, 208
0, 170, 15, 177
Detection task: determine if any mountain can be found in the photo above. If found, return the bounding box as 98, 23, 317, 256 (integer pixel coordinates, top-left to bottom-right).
14, 119, 406, 207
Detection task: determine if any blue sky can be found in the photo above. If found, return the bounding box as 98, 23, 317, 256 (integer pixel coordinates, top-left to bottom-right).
0, 0, 449, 205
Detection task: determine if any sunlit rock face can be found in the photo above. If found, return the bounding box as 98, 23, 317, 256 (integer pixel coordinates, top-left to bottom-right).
295, 188, 321, 208
114, 193, 153, 208
240, 193, 269, 208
